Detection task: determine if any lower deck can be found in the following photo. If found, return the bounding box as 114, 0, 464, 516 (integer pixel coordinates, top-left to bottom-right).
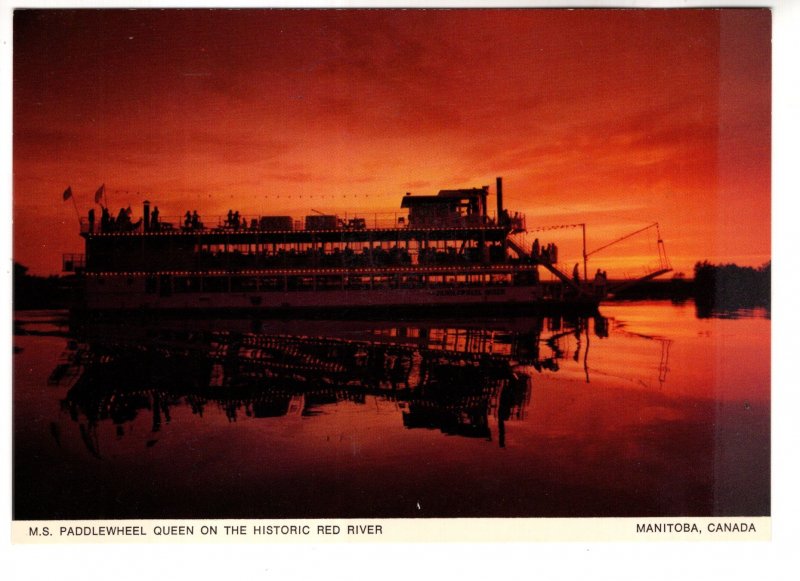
78, 269, 601, 315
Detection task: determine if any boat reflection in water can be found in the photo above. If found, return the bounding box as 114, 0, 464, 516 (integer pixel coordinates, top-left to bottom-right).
23, 301, 770, 520
57, 314, 608, 457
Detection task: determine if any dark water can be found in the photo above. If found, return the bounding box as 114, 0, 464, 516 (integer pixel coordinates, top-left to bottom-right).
13, 302, 770, 519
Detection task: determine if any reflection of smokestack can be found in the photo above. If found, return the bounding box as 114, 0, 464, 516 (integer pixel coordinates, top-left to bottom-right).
496, 177, 503, 220
143, 200, 151, 231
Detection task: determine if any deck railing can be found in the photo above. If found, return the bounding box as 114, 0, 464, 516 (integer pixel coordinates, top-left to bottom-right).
79, 210, 510, 235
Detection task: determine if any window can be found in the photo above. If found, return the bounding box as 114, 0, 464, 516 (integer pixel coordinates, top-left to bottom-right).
203, 277, 228, 292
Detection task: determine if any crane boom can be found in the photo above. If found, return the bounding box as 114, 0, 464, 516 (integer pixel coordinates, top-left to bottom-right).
586, 222, 660, 258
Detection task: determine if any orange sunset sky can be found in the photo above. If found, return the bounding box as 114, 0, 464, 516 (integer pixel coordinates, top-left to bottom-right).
13, 8, 770, 276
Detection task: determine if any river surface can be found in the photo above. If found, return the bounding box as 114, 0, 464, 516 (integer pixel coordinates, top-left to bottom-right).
12, 301, 770, 519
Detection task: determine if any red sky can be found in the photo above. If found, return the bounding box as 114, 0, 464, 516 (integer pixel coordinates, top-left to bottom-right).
13, 8, 770, 276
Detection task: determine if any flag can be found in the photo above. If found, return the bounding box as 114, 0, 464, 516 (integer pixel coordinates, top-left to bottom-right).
62, 186, 73, 201
94, 184, 105, 204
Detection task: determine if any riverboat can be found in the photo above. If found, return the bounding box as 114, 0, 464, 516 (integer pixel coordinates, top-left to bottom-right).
64, 177, 665, 316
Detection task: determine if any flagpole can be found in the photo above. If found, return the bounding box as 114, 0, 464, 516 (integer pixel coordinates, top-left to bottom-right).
70, 194, 81, 223
63, 186, 82, 227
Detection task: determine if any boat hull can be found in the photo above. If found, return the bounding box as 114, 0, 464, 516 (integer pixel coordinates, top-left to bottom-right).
76, 278, 599, 318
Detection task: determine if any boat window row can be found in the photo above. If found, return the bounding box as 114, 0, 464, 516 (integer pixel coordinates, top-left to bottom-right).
131, 272, 540, 294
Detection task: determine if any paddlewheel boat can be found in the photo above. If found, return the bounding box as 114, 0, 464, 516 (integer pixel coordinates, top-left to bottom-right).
63, 177, 670, 316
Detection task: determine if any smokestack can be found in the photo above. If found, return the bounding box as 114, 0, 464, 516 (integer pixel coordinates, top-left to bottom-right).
496, 177, 503, 222
143, 200, 151, 231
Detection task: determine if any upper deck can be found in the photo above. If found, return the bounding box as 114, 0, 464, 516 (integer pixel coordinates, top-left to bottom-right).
80, 179, 525, 245
75, 179, 533, 274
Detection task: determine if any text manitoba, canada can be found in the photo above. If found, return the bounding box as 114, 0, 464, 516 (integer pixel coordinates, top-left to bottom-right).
635, 521, 757, 534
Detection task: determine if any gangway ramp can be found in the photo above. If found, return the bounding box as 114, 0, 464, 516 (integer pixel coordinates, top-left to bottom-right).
506, 233, 584, 294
